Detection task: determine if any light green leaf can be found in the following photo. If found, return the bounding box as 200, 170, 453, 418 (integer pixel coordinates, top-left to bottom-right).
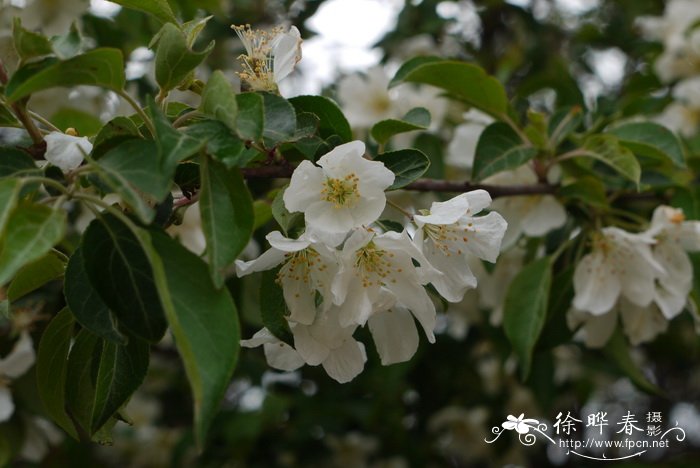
154, 23, 214, 93
371, 107, 431, 146
472, 122, 538, 181
289, 95, 352, 142
148, 230, 241, 449
389, 59, 509, 118
107, 0, 178, 24
374, 149, 430, 190
200, 70, 238, 131
12, 18, 53, 62
82, 214, 167, 343
7, 250, 65, 301
36, 308, 79, 439
199, 157, 254, 287
5, 49, 126, 103
607, 122, 686, 168
503, 256, 552, 380
64, 246, 126, 344
388, 56, 443, 87
0, 204, 66, 286
580, 135, 641, 185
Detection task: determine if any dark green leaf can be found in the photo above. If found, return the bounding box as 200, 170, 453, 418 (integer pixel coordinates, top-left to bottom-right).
36, 308, 79, 439
607, 122, 686, 168
7, 250, 65, 301
12, 18, 53, 61
92, 116, 142, 158
200, 70, 238, 130
503, 256, 552, 380
0, 179, 21, 237
559, 176, 609, 209
236, 93, 264, 141
5, 49, 126, 103
388, 56, 443, 87
390, 59, 508, 118
0, 204, 66, 285
64, 246, 126, 344
148, 230, 241, 448
82, 214, 167, 343
580, 135, 641, 185
373, 219, 404, 233
260, 268, 294, 346
271, 187, 303, 236
603, 328, 663, 395
90, 338, 149, 432
185, 120, 252, 168
472, 122, 537, 181
199, 157, 254, 287
371, 107, 431, 145
289, 95, 352, 142
65, 329, 101, 437
262, 93, 297, 147
149, 97, 206, 175
374, 149, 430, 190
49, 108, 103, 136
0, 148, 40, 178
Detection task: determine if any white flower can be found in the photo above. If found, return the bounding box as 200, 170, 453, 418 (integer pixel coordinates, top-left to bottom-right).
283, 141, 394, 235
337, 67, 397, 129
0, 332, 36, 422
485, 165, 566, 249
646, 205, 700, 319
292, 308, 367, 383
18, 0, 90, 37
331, 228, 439, 340
413, 190, 507, 302
19, 416, 62, 463
573, 227, 665, 316
446, 110, 494, 170
655, 77, 700, 137
232, 24, 302, 92
44, 131, 92, 172
235, 231, 337, 325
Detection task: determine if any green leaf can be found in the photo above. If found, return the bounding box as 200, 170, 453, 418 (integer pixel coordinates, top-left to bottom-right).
148, 230, 241, 448
603, 328, 663, 395
374, 149, 430, 190
5, 49, 126, 103
607, 122, 686, 168
199, 157, 254, 287
50, 107, 103, 136
262, 93, 297, 147
0, 179, 21, 238
12, 18, 53, 61
36, 308, 79, 439
51, 22, 83, 59
472, 122, 538, 181
0, 148, 36, 178
253, 200, 273, 231
388, 56, 443, 87
0, 204, 66, 286
288, 95, 352, 142
64, 246, 126, 344
503, 256, 552, 380
149, 98, 205, 174
236, 93, 264, 141
108, 0, 178, 24
200, 70, 238, 131
271, 187, 303, 236
181, 15, 213, 47
373, 219, 404, 233
260, 268, 294, 346
7, 250, 65, 301
559, 176, 609, 209
371, 107, 431, 145
65, 329, 101, 437
185, 120, 252, 168
90, 338, 149, 433
82, 214, 167, 343
92, 116, 142, 158
0, 103, 19, 127
579, 135, 641, 185
154, 23, 214, 93
389, 59, 509, 118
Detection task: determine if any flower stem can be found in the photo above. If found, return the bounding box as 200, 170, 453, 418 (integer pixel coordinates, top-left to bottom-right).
116, 89, 156, 137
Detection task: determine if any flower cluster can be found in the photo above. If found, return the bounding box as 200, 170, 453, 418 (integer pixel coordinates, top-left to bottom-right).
570, 206, 700, 347
237, 141, 508, 382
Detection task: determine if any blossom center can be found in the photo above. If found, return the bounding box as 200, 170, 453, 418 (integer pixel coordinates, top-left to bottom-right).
232, 24, 281, 91
321, 174, 360, 208
278, 248, 327, 287
353, 242, 402, 288
423, 223, 470, 256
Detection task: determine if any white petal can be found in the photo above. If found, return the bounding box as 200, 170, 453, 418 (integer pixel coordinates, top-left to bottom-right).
521, 196, 567, 237
234, 248, 286, 277
305, 200, 356, 233
463, 189, 493, 215
572, 252, 621, 315
568, 308, 617, 349
240, 328, 280, 347
385, 273, 436, 343
322, 339, 366, 383
266, 231, 311, 252
422, 243, 476, 302
317, 141, 366, 175
0, 332, 35, 378
273, 26, 301, 82
283, 161, 325, 213
293, 324, 330, 366
0, 387, 14, 422
654, 284, 687, 320
280, 271, 317, 325
680, 221, 700, 251
414, 194, 470, 226
44, 132, 92, 172
263, 341, 305, 372
463, 212, 508, 263
368, 307, 419, 365
348, 193, 387, 227
619, 300, 668, 346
